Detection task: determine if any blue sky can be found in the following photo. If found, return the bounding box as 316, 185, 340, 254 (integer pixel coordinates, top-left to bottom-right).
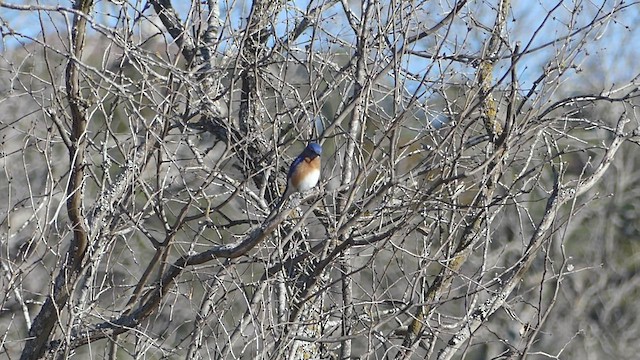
1, 0, 638, 92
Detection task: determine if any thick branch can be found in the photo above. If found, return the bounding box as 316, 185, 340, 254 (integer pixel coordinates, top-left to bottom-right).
149, 0, 197, 62
20, 1, 94, 359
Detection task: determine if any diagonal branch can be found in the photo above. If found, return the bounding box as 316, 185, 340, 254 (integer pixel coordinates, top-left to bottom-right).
436, 116, 633, 360
41, 192, 320, 355
149, 0, 197, 62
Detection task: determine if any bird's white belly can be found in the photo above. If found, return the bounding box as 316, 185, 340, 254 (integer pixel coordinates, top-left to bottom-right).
295, 168, 320, 192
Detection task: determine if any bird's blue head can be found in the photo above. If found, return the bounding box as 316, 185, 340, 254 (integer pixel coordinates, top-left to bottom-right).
306, 142, 322, 157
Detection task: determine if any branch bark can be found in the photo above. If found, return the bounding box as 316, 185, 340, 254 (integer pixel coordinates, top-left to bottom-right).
20, 1, 94, 359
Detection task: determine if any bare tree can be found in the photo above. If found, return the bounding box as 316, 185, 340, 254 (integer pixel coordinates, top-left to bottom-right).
1, 0, 639, 359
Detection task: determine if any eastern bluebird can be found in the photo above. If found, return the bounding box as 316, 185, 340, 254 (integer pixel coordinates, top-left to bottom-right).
276, 142, 322, 208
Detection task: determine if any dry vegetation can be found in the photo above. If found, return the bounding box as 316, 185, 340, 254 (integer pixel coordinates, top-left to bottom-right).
1, 0, 640, 359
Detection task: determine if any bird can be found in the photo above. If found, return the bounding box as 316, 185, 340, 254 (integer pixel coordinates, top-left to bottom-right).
276, 142, 322, 209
